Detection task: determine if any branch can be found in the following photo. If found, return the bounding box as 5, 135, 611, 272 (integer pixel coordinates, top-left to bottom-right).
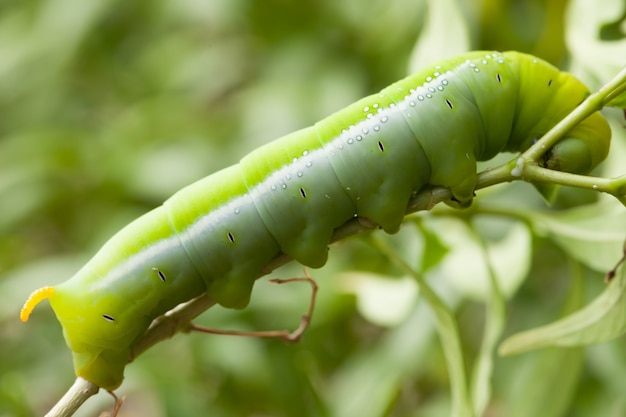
44, 378, 99, 417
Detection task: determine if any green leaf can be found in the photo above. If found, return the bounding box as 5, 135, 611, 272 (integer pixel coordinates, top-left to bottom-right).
407, 0, 470, 72
506, 347, 585, 417
424, 217, 531, 301
414, 218, 450, 272
530, 202, 626, 272
499, 261, 626, 355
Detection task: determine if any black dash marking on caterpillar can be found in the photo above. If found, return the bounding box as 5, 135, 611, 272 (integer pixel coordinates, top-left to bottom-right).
153, 267, 167, 282
227, 232, 235, 243
102, 314, 115, 322
445, 98, 453, 109
377, 141, 385, 152
299, 187, 307, 198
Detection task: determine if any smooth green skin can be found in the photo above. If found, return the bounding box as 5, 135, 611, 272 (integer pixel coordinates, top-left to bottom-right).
36, 51, 610, 390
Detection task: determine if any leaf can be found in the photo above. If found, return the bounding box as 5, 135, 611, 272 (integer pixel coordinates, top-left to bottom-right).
506, 347, 585, 417
530, 202, 626, 272
424, 217, 532, 301
414, 219, 450, 272
499, 261, 626, 355
340, 272, 418, 326
407, 0, 470, 72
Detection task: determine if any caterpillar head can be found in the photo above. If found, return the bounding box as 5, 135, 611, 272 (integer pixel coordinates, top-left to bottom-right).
542, 112, 611, 175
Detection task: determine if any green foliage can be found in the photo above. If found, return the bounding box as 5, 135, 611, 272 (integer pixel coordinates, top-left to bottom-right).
1, 0, 625, 416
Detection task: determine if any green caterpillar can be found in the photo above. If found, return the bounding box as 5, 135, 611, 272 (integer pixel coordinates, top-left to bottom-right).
21, 51, 611, 391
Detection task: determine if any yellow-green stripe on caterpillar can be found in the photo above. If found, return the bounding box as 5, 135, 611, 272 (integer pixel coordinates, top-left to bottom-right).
21, 51, 611, 391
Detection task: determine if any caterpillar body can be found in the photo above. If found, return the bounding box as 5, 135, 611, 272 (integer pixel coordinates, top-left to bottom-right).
21, 51, 611, 390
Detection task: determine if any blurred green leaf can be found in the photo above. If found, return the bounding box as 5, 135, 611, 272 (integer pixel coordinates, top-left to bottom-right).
500, 259, 626, 355
529, 202, 626, 272
408, 0, 471, 71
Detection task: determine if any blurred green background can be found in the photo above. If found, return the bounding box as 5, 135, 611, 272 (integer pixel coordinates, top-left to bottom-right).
1, 0, 625, 416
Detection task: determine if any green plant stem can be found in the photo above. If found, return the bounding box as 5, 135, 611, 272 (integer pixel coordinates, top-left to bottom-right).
469, 227, 507, 416
369, 236, 474, 417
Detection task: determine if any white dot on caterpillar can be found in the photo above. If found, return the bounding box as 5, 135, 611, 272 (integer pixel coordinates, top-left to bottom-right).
380, 116, 388, 123
271, 184, 277, 191
297, 171, 303, 177
363, 106, 370, 112
281, 184, 287, 189
306, 161, 312, 167
373, 125, 380, 131
302, 150, 309, 156
234, 208, 240, 214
